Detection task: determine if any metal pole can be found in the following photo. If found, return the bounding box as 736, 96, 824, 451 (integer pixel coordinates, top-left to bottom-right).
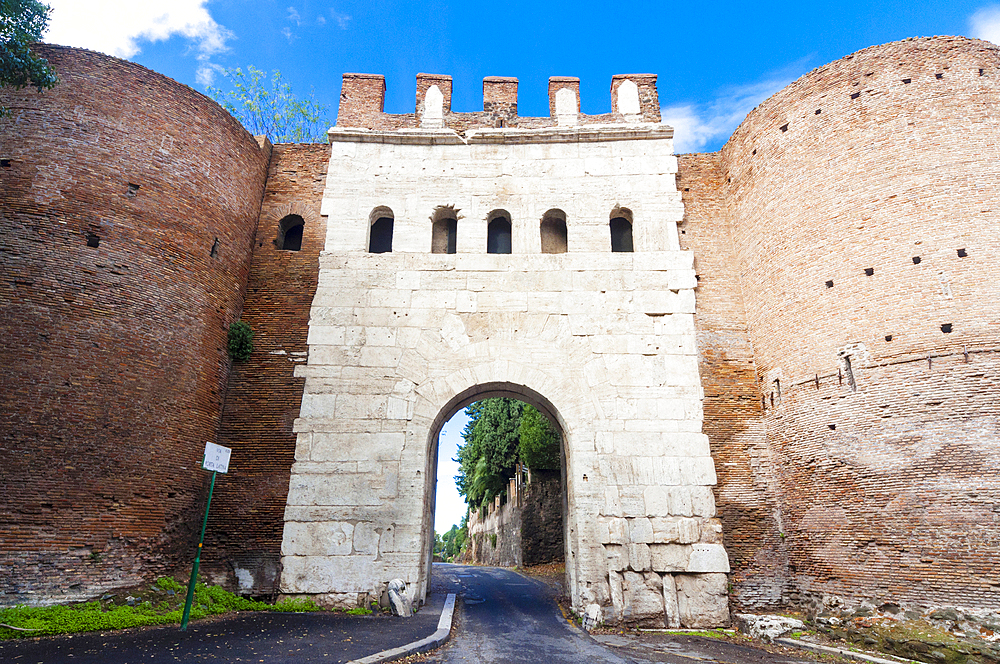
180, 470, 217, 631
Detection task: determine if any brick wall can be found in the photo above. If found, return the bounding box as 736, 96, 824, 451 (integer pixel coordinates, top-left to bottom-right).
720, 36, 1000, 611
0, 46, 269, 605
203, 144, 330, 593
335, 73, 659, 131
677, 153, 788, 609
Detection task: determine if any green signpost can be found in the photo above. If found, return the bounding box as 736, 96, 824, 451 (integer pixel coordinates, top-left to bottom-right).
180, 442, 231, 631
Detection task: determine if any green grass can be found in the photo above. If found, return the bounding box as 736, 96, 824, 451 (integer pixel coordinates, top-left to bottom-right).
0, 578, 325, 640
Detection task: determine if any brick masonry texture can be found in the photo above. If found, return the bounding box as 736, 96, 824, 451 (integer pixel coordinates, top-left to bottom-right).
202, 144, 330, 593
0, 46, 269, 604
1, 34, 998, 619
719, 36, 1000, 611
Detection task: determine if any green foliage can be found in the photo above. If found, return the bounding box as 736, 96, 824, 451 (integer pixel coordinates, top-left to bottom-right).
208, 65, 330, 143
345, 606, 371, 615
227, 320, 254, 361
518, 405, 561, 470
437, 522, 467, 561
489, 533, 497, 548
454, 399, 562, 510
0, 0, 57, 115
0, 579, 324, 640
154, 576, 183, 592
455, 398, 523, 508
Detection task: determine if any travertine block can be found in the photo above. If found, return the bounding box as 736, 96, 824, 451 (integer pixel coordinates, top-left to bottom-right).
650, 544, 690, 572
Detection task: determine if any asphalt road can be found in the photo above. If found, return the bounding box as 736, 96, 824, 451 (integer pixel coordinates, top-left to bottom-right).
425, 563, 630, 663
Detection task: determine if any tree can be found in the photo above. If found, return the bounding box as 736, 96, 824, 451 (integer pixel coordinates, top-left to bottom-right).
207, 65, 330, 143
0, 0, 58, 114
518, 405, 561, 471
454, 398, 523, 508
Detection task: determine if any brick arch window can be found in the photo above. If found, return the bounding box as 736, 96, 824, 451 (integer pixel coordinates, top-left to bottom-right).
431, 206, 458, 254
368, 206, 394, 254
609, 206, 634, 253
540, 209, 567, 254
487, 209, 512, 254
276, 214, 304, 251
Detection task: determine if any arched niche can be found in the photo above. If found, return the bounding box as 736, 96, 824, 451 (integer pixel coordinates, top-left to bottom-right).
609, 207, 634, 253
486, 210, 512, 255
275, 214, 305, 251
540, 209, 568, 254
431, 206, 458, 254
368, 206, 394, 254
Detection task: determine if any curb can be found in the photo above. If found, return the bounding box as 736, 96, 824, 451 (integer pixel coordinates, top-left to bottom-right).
776, 637, 920, 664
348, 593, 457, 664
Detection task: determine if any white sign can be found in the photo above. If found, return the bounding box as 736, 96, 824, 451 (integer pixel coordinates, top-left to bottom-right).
202, 442, 231, 473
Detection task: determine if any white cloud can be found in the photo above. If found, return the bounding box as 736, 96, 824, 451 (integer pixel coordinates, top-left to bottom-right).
330, 8, 351, 29
281, 26, 297, 43
661, 62, 806, 153
316, 15, 327, 26
44, 1, 233, 85
287, 6, 302, 26
970, 5, 1000, 44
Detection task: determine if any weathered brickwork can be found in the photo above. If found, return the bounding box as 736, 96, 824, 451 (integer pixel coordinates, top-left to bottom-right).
720, 36, 1000, 612
2, 35, 998, 621
203, 144, 330, 593
336, 72, 660, 132
0, 46, 269, 604
676, 154, 787, 610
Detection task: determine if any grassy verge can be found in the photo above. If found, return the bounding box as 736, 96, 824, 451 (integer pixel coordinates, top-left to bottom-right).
0, 576, 325, 640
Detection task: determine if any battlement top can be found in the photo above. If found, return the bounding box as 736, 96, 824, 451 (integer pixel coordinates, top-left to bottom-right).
336, 73, 660, 132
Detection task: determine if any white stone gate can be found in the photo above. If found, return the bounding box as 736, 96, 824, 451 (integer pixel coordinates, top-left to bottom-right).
279, 115, 731, 625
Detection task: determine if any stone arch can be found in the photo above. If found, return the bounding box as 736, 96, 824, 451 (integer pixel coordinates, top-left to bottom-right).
267, 202, 323, 251
540, 208, 568, 254
368, 206, 394, 253
277, 214, 304, 251
417, 363, 579, 602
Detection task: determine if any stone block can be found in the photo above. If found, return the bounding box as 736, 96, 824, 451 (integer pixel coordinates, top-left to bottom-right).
662, 573, 681, 628
675, 573, 730, 628
607, 517, 628, 544
353, 522, 380, 555
280, 555, 375, 594
629, 517, 653, 543
605, 544, 627, 572
691, 487, 717, 517
628, 543, 651, 571
687, 544, 730, 573
650, 544, 690, 572
622, 571, 665, 626
678, 518, 700, 543
281, 521, 354, 557
650, 517, 680, 543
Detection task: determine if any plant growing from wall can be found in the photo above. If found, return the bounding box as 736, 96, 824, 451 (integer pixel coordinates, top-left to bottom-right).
227, 321, 254, 361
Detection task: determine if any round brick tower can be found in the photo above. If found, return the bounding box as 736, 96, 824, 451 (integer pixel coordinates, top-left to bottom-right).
0, 46, 269, 605
721, 36, 1000, 610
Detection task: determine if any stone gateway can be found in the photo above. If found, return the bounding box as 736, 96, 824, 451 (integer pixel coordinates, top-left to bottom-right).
0, 36, 998, 625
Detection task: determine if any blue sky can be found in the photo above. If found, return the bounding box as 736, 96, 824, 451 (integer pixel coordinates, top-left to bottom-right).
38, 1, 1000, 531
44, 1, 1000, 152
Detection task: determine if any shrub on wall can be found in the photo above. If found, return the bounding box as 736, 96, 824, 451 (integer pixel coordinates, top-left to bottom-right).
227, 321, 254, 361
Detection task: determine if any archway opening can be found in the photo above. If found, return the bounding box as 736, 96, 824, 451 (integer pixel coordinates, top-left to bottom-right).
486, 210, 512, 254
275, 214, 305, 251
427, 386, 568, 589
540, 209, 568, 254
431, 206, 458, 254
610, 207, 634, 252
368, 206, 394, 253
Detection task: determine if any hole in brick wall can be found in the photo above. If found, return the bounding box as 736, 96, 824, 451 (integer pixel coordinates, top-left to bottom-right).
770, 393, 774, 406
752, 149, 757, 155
912, 256, 921, 264
885, 334, 893, 342
780, 123, 788, 132
957, 248, 967, 257
167, 492, 176, 499
815, 109, 822, 114
851, 92, 860, 99
902, 78, 911, 84
825, 280, 834, 288
0, 159, 10, 167
210, 237, 219, 258
828, 424, 836, 430
980, 68, 985, 76
864, 267, 874, 276
277, 214, 305, 251
941, 323, 953, 333
126, 183, 140, 198
683, 187, 690, 191
936, 73, 944, 79
86, 233, 100, 248
727, 177, 731, 183
695, 274, 701, 281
